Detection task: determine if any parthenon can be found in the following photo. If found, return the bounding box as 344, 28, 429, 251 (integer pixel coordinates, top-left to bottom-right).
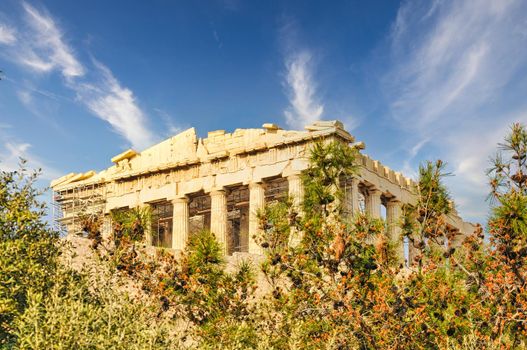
51, 120, 474, 262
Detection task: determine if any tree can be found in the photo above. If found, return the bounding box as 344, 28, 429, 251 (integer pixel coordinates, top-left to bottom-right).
402, 160, 455, 270
256, 140, 398, 348
0, 161, 60, 346
479, 122, 527, 345
0, 162, 183, 349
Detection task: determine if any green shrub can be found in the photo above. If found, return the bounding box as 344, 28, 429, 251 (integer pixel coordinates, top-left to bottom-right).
0, 163, 60, 346
12, 266, 181, 350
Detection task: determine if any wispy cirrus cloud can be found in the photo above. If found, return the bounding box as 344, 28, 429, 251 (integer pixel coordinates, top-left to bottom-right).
12, 2, 85, 78
74, 60, 155, 150
0, 2, 156, 150
279, 16, 359, 131
0, 23, 16, 44
385, 0, 527, 221
279, 17, 325, 130
283, 50, 324, 130
0, 140, 62, 181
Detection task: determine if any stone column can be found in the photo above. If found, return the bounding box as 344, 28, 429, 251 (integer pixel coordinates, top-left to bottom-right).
344, 177, 360, 216
288, 174, 304, 247
288, 174, 304, 210
365, 188, 382, 219
351, 178, 360, 214
172, 197, 189, 251
249, 182, 265, 255
386, 200, 404, 264
210, 189, 228, 255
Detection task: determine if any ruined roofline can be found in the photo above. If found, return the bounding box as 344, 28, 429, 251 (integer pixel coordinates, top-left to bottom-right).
49, 120, 419, 204
51, 120, 355, 191
358, 154, 417, 191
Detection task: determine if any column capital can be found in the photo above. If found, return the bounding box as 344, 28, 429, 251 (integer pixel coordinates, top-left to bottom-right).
210, 187, 227, 196
172, 196, 189, 204
386, 198, 402, 207
248, 181, 264, 190
286, 172, 302, 180
368, 187, 382, 196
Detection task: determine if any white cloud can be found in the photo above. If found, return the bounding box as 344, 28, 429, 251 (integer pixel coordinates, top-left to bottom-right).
0, 141, 62, 181
73, 61, 156, 150
18, 51, 55, 73
385, 0, 527, 222
1, 2, 158, 150
279, 16, 358, 131
283, 50, 324, 129
18, 2, 85, 78
0, 24, 16, 44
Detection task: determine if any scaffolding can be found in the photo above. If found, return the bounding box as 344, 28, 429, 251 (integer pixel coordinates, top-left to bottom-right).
51, 194, 67, 235
52, 182, 106, 236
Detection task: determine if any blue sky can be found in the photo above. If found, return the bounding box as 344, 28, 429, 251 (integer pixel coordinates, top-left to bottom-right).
1, 0, 527, 224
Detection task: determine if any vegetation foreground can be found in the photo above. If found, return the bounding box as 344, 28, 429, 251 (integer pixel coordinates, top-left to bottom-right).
2, 124, 527, 349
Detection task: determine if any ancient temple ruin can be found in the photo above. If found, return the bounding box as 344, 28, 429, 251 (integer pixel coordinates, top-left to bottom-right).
51, 120, 474, 262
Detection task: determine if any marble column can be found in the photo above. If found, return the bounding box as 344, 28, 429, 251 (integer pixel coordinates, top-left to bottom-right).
351, 178, 360, 214
210, 189, 228, 255
386, 200, 404, 264
287, 174, 304, 210
344, 177, 360, 216
288, 174, 304, 247
249, 182, 265, 254
172, 197, 189, 251
365, 188, 382, 219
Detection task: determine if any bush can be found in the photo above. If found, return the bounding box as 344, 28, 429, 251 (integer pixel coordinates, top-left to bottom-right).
12, 266, 181, 350
5, 125, 527, 348
0, 163, 60, 346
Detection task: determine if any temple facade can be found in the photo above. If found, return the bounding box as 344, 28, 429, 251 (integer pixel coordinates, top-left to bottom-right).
51, 120, 474, 262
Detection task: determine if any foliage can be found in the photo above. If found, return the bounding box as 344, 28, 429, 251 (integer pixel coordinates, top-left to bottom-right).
402, 160, 454, 270
256, 140, 398, 348
476, 122, 527, 347
12, 266, 181, 350
150, 230, 258, 348
0, 162, 59, 346
302, 140, 358, 219
92, 227, 258, 348
254, 136, 526, 348
5, 126, 527, 348
0, 163, 180, 349
111, 206, 152, 245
